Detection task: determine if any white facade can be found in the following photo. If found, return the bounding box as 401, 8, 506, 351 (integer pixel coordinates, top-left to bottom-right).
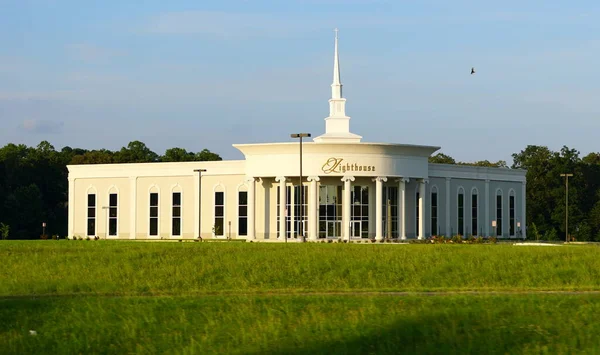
67, 30, 527, 241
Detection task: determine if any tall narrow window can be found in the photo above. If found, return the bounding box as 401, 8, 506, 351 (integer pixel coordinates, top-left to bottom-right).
172, 192, 181, 236
87, 193, 96, 236
509, 191, 515, 236
415, 191, 420, 237
238, 191, 248, 236
431, 187, 438, 236
109, 193, 118, 236
214, 191, 224, 236
293, 185, 308, 237
471, 190, 478, 236
458, 188, 464, 236
496, 191, 503, 236
383, 186, 398, 238
150, 192, 159, 236
351, 185, 369, 238
318, 185, 343, 238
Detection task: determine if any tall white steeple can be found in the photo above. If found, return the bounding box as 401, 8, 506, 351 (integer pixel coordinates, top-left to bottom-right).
313, 28, 362, 143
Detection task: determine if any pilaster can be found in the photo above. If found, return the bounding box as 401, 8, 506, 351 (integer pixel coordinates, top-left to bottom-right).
246, 177, 256, 240
130, 176, 137, 239
68, 177, 75, 239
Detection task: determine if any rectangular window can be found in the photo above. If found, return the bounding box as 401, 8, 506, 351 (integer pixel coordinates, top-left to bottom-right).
383, 186, 398, 238
214, 191, 224, 236
415, 192, 420, 237
458, 193, 464, 236
172, 192, 181, 236
238, 191, 248, 236
496, 194, 503, 236
471, 193, 478, 236
318, 185, 343, 238
109, 193, 118, 236
150, 192, 159, 236
351, 185, 369, 238
87, 194, 96, 236
509, 195, 515, 236
431, 191, 438, 236
293, 185, 308, 237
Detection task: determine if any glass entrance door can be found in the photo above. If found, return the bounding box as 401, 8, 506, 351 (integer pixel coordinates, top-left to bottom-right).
351, 221, 362, 238
326, 221, 341, 238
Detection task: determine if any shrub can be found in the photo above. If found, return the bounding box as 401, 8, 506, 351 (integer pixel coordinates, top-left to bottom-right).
0, 222, 9, 240
40, 234, 48, 240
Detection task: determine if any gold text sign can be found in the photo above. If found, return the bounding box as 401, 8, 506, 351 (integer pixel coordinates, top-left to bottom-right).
321, 157, 376, 174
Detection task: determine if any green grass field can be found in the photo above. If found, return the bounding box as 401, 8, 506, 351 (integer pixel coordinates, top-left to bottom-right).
2, 241, 600, 354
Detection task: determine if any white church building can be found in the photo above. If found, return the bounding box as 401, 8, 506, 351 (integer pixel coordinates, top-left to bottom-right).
67, 31, 527, 241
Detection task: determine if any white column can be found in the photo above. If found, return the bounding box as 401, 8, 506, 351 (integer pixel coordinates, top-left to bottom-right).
445, 177, 451, 237
130, 176, 137, 239
307, 176, 320, 240
399, 178, 408, 239
341, 176, 355, 241
418, 179, 426, 239
276, 176, 287, 239
246, 177, 256, 240
68, 177, 75, 239
485, 179, 490, 236
521, 181, 527, 239
374, 177, 387, 241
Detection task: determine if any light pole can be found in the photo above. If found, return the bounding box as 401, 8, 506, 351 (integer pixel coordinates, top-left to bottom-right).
291, 133, 311, 242
560, 173, 573, 243
194, 169, 207, 241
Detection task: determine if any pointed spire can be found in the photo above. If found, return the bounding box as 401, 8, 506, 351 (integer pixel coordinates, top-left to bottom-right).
314, 28, 362, 144
331, 28, 342, 99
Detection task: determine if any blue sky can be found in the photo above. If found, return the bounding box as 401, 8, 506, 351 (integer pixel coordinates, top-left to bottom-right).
1, 0, 599, 163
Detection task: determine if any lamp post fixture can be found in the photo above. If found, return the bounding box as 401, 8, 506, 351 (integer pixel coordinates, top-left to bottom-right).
560, 173, 573, 243
194, 169, 207, 241
291, 133, 311, 242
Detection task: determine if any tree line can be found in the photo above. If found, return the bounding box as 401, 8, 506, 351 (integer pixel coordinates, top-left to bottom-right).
0, 141, 221, 239
1, 141, 599, 241
430, 146, 600, 241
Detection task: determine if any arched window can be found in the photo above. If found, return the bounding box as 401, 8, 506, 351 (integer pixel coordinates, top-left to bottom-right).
430, 186, 438, 236
86, 186, 97, 237
149, 185, 160, 237
471, 188, 479, 236
171, 185, 182, 237
457, 187, 465, 236
496, 189, 503, 236
214, 184, 225, 237
108, 186, 119, 237
509, 189, 516, 237
238, 184, 248, 237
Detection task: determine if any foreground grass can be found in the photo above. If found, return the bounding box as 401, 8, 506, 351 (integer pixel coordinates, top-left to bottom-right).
2, 241, 600, 296
2, 294, 600, 354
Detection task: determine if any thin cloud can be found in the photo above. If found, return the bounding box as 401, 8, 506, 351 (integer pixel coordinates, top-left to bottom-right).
66, 43, 126, 63
20, 119, 65, 134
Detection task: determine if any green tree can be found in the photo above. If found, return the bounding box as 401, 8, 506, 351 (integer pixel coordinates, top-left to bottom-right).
161, 148, 197, 162
195, 148, 222, 161
429, 153, 455, 164
114, 141, 159, 163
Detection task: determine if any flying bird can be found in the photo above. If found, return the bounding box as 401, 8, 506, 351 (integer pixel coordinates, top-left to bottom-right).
471, 67, 476, 75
